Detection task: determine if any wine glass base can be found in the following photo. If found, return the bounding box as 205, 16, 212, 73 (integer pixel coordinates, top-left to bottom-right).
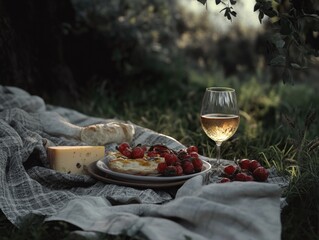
203, 160, 225, 184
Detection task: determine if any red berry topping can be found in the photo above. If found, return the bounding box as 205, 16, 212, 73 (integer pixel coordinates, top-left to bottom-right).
187, 145, 198, 154
245, 175, 254, 181
152, 145, 171, 156
164, 153, 178, 166
175, 159, 182, 166
189, 152, 199, 159
121, 148, 132, 158
234, 172, 248, 181
219, 177, 231, 183
253, 167, 269, 182
224, 165, 237, 176
147, 151, 158, 158
118, 142, 130, 153
157, 162, 168, 174
249, 160, 261, 172
178, 152, 191, 161
131, 147, 145, 159
192, 158, 203, 172
141, 145, 148, 152
175, 165, 183, 176
182, 161, 195, 174
239, 159, 251, 170
177, 149, 188, 159
182, 154, 191, 161
164, 165, 177, 176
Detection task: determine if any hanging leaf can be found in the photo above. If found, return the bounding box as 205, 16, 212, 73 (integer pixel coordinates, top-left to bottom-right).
258, 11, 264, 23
263, 8, 278, 17
197, 0, 207, 5
220, 7, 227, 13
254, 3, 261, 12
230, 0, 237, 5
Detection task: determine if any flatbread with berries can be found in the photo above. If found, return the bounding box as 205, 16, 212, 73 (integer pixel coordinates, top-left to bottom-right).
106, 151, 165, 176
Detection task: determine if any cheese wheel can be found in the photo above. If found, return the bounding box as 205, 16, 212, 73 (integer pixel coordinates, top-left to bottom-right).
47, 146, 105, 174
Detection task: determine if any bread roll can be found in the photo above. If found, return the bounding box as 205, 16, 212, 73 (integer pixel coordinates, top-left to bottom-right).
80, 122, 135, 145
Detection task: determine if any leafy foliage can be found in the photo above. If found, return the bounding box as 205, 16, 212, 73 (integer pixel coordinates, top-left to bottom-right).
199, 0, 237, 20
197, 0, 319, 83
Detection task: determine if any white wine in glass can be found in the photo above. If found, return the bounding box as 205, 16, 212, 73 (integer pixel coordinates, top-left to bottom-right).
200, 87, 240, 168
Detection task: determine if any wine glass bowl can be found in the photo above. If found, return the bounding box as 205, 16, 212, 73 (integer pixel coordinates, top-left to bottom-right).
200, 87, 239, 169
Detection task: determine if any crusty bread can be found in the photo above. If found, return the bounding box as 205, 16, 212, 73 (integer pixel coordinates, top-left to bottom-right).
107, 152, 164, 176
80, 122, 135, 146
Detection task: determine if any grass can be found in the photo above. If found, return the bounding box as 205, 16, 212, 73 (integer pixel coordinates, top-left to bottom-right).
1, 67, 319, 239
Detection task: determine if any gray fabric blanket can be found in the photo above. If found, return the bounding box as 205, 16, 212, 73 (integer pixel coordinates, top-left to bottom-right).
0, 85, 288, 240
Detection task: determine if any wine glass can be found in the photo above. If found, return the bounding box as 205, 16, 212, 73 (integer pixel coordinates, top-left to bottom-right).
200, 87, 240, 172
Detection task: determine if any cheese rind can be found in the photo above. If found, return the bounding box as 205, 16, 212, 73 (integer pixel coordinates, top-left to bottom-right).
47, 146, 105, 174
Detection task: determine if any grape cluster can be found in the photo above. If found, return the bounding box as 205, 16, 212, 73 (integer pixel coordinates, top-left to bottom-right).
157, 145, 203, 176
220, 159, 269, 183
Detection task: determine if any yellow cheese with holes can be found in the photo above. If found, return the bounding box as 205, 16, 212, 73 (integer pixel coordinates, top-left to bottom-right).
47, 146, 105, 174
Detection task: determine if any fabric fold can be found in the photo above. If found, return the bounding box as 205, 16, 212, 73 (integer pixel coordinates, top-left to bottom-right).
46, 178, 282, 240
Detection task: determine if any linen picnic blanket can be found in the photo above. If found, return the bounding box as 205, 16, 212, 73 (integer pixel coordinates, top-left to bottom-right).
0, 85, 288, 240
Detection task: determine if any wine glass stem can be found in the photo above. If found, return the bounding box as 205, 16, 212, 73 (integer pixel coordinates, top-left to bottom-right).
216, 142, 222, 166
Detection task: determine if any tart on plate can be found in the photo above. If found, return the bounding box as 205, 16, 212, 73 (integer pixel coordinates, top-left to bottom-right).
106, 151, 165, 176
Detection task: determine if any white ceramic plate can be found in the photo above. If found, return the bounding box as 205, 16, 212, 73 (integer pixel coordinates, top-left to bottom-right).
96, 156, 211, 182
87, 161, 187, 188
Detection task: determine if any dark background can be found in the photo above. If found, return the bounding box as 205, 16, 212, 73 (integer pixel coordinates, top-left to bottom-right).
1, 0, 318, 101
